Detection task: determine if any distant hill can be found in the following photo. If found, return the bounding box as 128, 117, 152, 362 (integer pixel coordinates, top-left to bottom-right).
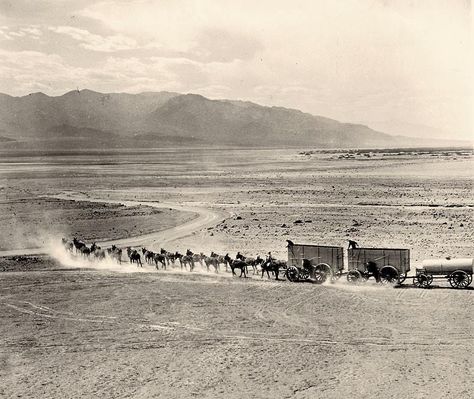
365, 120, 465, 142
0, 90, 469, 149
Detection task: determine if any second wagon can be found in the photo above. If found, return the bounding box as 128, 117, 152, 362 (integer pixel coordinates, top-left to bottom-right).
347, 247, 410, 284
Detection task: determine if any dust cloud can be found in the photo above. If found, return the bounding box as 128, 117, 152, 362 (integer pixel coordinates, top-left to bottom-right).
47, 238, 236, 279
47, 240, 146, 273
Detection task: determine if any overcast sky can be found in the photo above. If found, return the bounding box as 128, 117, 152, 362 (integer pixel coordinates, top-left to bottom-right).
0, 0, 472, 140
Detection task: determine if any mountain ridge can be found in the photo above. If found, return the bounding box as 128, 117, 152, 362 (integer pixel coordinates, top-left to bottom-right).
0, 89, 469, 149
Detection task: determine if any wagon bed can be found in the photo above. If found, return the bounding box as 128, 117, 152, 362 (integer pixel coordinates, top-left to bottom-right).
347, 247, 410, 284
287, 243, 344, 283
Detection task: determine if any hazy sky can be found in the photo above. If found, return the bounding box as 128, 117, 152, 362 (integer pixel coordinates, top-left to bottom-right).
0, 0, 472, 139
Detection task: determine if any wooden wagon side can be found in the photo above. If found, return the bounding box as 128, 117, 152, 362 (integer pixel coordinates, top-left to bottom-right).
288, 243, 344, 270
287, 243, 344, 283
347, 247, 410, 283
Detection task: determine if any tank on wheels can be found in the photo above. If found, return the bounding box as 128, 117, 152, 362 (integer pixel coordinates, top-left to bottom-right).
347, 247, 410, 285
414, 258, 473, 289
286, 243, 344, 284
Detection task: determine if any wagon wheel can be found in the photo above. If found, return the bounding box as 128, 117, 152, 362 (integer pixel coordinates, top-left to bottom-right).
286, 266, 299, 283
398, 272, 408, 284
313, 270, 326, 284
380, 266, 400, 285
347, 270, 362, 284
414, 273, 433, 288
448, 270, 470, 289
333, 270, 343, 280
314, 263, 332, 284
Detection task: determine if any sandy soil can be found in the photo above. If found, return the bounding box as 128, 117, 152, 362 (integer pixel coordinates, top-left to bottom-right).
0, 260, 472, 399
0, 147, 473, 398
24, 149, 467, 265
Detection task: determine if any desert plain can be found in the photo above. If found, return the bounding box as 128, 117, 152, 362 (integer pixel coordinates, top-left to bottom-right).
0, 147, 473, 398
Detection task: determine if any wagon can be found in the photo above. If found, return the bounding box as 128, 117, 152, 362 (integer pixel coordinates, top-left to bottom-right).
414, 258, 473, 289
287, 243, 344, 283
347, 247, 410, 284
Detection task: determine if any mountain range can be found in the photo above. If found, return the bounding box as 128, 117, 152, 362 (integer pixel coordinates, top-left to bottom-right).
0, 89, 468, 149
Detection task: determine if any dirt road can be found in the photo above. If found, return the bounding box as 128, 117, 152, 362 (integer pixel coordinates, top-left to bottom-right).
0, 193, 229, 257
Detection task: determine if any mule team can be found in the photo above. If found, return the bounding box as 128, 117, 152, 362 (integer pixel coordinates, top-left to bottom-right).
62, 237, 286, 279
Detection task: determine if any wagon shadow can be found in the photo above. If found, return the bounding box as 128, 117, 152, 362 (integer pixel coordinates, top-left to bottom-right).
395, 284, 474, 291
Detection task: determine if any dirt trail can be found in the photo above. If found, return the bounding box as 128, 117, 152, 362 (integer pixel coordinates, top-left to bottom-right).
0, 193, 229, 257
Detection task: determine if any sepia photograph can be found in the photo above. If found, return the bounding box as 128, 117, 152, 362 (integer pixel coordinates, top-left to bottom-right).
0, 1, 472, 398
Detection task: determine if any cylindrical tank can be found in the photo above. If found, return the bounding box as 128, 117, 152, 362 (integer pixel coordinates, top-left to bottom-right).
421, 258, 474, 274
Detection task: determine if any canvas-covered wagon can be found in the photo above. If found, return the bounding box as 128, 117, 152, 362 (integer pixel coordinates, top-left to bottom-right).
347, 247, 410, 284
287, 243, 344, 283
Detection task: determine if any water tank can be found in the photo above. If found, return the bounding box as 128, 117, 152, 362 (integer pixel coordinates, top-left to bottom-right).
421, 258, 474, 274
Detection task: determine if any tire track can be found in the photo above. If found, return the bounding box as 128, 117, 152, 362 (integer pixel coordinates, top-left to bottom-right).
3, 301, 471, 348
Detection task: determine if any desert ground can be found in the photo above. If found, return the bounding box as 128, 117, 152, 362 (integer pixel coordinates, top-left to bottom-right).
0, 147, 473, 398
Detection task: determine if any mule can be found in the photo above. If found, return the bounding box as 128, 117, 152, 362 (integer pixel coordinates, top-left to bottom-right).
174, 252, 184, 269
236, 253, 263, 274
182, 255, 195, 271
211, 252, 228, 272
203, 256, 219, 273
154, 253, 167, 270
160, 248, 173, 266
225, 254, 248, 278
80, 245, 91, 258
142, 248, 155, 264
192, 253, 205, 267
244, 256, 264, 274
93, 247, 106, 261
261, 259, 285, 280
174, 252, 194, 270
73, 237, 86, 254
130, 250, 142, 267
108, 245, 122, 264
